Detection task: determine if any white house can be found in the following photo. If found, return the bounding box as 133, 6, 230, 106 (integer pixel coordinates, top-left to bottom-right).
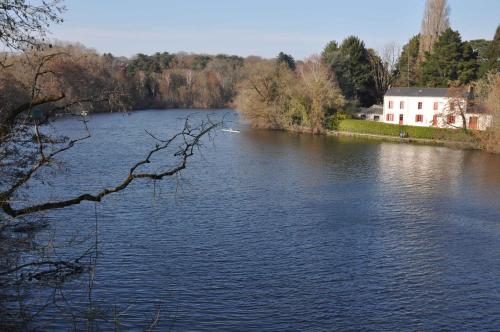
382, 87, 492, 131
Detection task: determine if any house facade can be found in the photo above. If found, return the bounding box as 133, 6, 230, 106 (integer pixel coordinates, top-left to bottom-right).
382, 87, 492, 131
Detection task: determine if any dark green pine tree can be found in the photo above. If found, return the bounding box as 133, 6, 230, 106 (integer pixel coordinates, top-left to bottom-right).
322, 36, 376, 106
394, 35, 421, 87
481, 25, 500, 76
322, 40, 351, 97
458, 43, 478, 84
421, 28, 478, 87
277, 52, 296, 71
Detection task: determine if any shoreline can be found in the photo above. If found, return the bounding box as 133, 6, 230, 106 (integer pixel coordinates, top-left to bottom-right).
272, 123, 479, 150
56, 109, 488, 152
327, 130, 478, 150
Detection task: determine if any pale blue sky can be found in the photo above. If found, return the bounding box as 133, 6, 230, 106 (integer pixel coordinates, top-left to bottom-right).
51, 0, 499, 59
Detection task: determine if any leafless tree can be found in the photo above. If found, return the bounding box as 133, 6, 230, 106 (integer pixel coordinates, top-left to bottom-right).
0, 0, 64, 54
368, 43, 401, 102
381, 42, 401, 77
418, 0, 450, 61
474, 72, 500, 152
476, 72, 500, 130
442, 86, 469, 130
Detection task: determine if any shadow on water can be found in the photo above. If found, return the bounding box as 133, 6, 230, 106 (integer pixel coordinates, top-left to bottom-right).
0, 215, 169, 331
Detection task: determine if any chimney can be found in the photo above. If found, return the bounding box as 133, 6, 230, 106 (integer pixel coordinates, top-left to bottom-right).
468, 85, 474, 100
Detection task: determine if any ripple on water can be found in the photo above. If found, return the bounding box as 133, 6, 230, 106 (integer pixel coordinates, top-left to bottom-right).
19, 110, 500, 331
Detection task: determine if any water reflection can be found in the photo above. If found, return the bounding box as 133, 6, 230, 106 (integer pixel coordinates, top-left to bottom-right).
377, 143, 466, 197
2, 110, 500, 330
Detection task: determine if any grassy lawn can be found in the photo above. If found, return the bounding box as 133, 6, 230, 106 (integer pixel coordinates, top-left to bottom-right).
337, 119, 473, 142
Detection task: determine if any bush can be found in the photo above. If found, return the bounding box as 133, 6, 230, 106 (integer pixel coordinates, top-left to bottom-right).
325, 111, 349, 130
337, 119, 473, 142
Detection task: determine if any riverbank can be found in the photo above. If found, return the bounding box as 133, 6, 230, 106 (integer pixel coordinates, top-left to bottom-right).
330, 119, 490, 150
267, 119, 493, 151
327, 130, 477, 149
337, 119, 474, 141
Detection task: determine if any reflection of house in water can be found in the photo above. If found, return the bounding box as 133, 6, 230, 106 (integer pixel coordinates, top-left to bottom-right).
376, 143, 465, 197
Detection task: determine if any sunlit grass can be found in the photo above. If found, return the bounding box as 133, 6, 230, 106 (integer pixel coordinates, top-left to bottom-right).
337, 119, 473, 142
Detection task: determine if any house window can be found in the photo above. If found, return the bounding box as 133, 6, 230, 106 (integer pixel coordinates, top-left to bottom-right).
416, 114, 423, 122
418, 102, 423, 110
400, 101, 404, 109
433, 102, 439, 110
447, 115, 456, 124
433, 115, 438, 126
388, 101, 393, 109
386, 114, 394, 121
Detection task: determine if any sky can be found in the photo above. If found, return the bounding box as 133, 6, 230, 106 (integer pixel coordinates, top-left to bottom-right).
50, 0, 500, 59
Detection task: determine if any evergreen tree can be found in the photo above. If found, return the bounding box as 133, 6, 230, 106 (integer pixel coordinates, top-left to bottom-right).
322, 41, 339, 65
277, 52, 296, 71
322, 36, 376, 106
394, 35, 421, 86
191, 55, 211, 70
458, 43, 478, 84
467, 39, 492, 62
421, 28, 478, 87
481, 25, 500, 76
322, 40, 350, 98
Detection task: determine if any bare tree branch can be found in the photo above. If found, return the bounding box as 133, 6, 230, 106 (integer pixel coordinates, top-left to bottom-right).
0, 118, 220, 218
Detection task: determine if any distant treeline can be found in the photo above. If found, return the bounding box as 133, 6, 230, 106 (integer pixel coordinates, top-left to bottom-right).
121, 51, 245, 109
1, 43, 247, 114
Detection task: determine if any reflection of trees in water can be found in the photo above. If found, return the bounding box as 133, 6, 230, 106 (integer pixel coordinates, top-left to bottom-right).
0, 112, 216, 329
0, 214, 167, 331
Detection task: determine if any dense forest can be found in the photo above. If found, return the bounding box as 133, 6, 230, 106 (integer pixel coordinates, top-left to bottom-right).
1, 43, 246, 113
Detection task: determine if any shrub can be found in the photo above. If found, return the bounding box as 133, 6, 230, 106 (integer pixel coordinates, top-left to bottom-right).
325, 111, 349, 130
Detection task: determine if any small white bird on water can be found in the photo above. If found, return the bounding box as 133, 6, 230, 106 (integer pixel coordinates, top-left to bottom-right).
222, 128, 240, 133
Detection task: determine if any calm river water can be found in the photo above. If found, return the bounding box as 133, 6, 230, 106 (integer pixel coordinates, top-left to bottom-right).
17, 109, 500, 330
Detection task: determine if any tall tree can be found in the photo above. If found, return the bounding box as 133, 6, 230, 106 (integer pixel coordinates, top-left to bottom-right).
368, 43, 400, 103
481, 25, 500, 76
458, 43, 479, 84
322, 36, 376, 106
235, 57, 344, 132
321, 41, 346, 91
467, 39, 492, 62
474, 72, 500, 153
421, 28, 478, 87
322, 41, 339, 64
394, 35, 421, 86
277, 52, 296, 71
294, 56, 345, 132
418, 0, 450, 61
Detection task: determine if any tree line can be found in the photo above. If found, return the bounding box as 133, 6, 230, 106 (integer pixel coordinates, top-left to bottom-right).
1, 43, 246, 116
